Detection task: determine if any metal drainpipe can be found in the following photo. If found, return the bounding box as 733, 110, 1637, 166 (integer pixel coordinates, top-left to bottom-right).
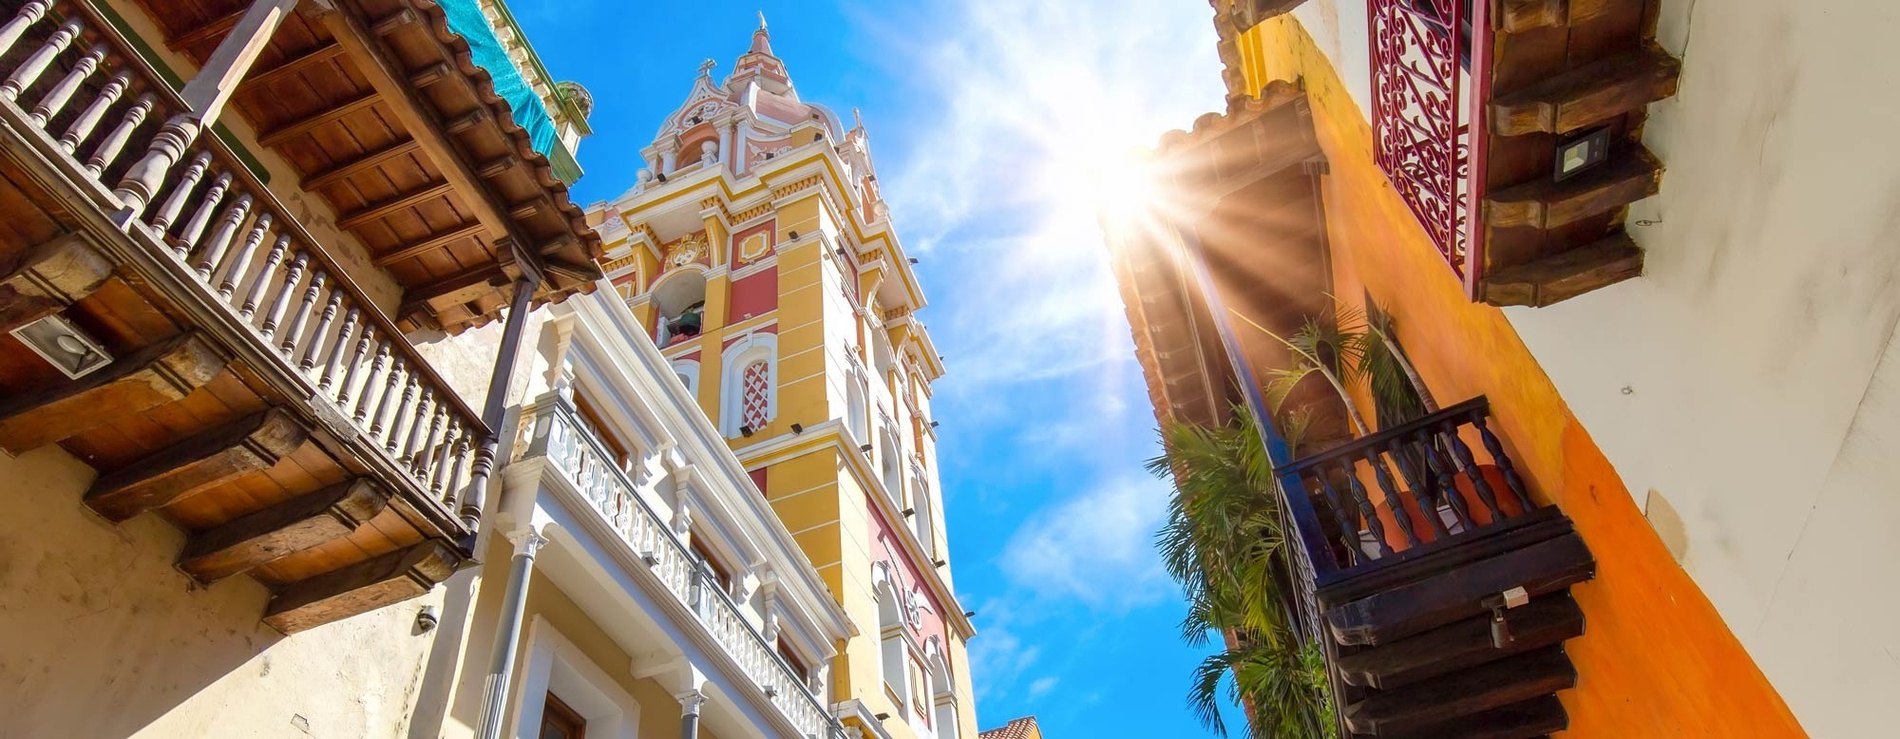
460, 274, 540, 534
678, 690, 705, 739
473, 526, 547, 739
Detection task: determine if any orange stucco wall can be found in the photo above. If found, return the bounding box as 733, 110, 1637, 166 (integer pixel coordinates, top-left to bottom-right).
1238, 15, 1805, 738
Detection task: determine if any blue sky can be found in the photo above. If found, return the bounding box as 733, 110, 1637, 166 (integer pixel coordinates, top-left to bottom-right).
511, 1, 1236, 734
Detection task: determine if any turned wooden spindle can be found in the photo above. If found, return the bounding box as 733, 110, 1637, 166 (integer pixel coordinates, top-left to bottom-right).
279, 269, 325, 356
217, 211, 272, 300
0, 2, 52, 59
301, 290, 344, 372
239, 234, 289, 319
150, 152, 212, 234
60, 70, 128, 153
334, 321, 374, 404
84, 93, 152, 177
1, 17, 82, 101
258, 252, 308, 340
400, 389, 434, 461
174, 171, 233, 252
413, 403, 448, 477
1340, 457, 1394, 557
1386, 438, 1449, 541
1472, 416, 1529, 512
193, 193, 253, 279
1311, 471, 1363, 566
443, 434, 472, 506
351, 340, 390, 422
31, 44, 106, 126
369, 358, 406, 441
430, 423, 460, 495
385, 372, 421, 453
319, 308, 361, 391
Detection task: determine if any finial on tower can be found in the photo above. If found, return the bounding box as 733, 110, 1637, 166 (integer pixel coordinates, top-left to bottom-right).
758, 10, 768, 30
697, 58, 716, 77
853, 107, 864, 129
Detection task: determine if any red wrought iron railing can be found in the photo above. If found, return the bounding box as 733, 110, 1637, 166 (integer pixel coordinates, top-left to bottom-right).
1369, 0, 1494, 299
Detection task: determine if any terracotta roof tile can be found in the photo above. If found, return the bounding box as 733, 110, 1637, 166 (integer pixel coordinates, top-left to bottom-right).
978, 716, 1042, 739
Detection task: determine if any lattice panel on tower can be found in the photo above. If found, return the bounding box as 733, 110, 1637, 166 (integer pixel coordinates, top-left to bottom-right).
742, 360, 771, 430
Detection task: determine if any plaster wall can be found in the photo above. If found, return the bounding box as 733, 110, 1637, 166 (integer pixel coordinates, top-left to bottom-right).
0, 446, 441, 739
1236, 14, 1807, 737
1499, 2, 1900, 733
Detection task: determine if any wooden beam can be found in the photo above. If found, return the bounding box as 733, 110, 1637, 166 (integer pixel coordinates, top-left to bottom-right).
407, 62, 450, 88
301, 139, 421, 190
85, 408, 311, 523
319, 10, 526, 257
263, 540, 462, 633
1326, 533, 1595, 646
169, 9, 245, 52
1375, 696, 1568, 739
336, 181, 454, 229
1491, 44, 1681, 136
0, 234, 114, 334
1483, 233, 1643, 307
399, 264, 504, 308
179, 478, 390, 583
1343, 647, 1575, 736
1486, 147, 1663, 230
373, 222, 484, 266
1336, 594, 1585, 690
0, 333, 226, 454
1498, 0, 1622, 34
257, 93, 380, 147
237, 43, 344, 93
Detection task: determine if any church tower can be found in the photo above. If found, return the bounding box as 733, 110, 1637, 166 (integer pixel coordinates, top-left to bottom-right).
590, 19, 977, 739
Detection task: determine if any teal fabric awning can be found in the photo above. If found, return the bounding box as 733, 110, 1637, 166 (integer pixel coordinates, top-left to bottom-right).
437, 0, 559, 157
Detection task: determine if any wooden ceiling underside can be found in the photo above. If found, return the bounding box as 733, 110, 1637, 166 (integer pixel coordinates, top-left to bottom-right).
132, 0, 602, 333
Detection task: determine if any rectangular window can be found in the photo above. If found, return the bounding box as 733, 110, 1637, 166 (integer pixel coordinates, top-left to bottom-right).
691, 537, 733, 593
778, 639, 810, 683
539, 692, 586, 739
574, 391, 631, 469
909, 654, 930, 725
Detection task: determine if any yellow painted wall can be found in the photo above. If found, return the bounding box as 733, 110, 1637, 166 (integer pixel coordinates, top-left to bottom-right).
1236, 16, 1806, 737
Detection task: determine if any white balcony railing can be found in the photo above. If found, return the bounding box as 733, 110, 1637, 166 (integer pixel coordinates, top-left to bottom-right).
523, 399, 848, 739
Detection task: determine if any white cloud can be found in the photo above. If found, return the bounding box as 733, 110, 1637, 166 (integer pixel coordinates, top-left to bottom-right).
998, 476, 1172, 610
873, 0, 1226, 392
1027, 676, 1059, 701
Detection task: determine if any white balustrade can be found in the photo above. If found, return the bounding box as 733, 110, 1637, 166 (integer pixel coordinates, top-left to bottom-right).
532, 403, 847, 739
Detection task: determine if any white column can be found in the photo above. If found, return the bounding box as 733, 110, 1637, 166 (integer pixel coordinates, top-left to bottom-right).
732, 115, 752, 175
660, 141, 680, 176
473, 526, 550, 739
675, 689, 707, 739
718, 120, 736, 174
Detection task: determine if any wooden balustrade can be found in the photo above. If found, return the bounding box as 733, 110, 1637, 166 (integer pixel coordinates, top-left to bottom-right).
530, 401, 847, 739
0, 0, 484, 518
1276, 397, 1535, 583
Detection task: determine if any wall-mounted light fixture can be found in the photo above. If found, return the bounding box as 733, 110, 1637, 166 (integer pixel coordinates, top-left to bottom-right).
963, 610, 977, 619
1554, 126, 1611, 182
874, 713, 892, 721
787, 230, 800, 240
930, 421, 940, 429
907, 257, 919, 265
790, 422, 804, 434
933, 559, 947, 568
740, 424, 755, 437
11, 313, 110, 379
860, 443, 873, 453
902, 508, 916, 517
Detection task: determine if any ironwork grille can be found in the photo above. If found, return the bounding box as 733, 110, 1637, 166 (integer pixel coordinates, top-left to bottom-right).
1369, 0, 1473, 277
741, 360, 771, 430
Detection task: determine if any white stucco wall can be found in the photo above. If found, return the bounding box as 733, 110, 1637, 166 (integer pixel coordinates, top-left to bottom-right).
0, 446, 447, 739
1498, 1, 1900, 734
1278, 1, 1900, 733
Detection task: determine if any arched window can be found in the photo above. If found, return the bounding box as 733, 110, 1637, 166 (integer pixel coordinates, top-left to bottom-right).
873, 562, 910, 711
880, 425, 903, 503
671, 359, 699, 397
650, 270, 708, 348
846, 366, 870, 444
926, 639, 960, 739
721, 334, 778, 437
912, 473, 936, 558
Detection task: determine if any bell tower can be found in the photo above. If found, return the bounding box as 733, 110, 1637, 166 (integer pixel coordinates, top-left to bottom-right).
590, 20, 978, 739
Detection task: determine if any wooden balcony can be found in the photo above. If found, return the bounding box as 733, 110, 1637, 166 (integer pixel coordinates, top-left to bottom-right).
1273, 398, 1595, 738
0, 0, 598, 632
1368, 0, 1679, 307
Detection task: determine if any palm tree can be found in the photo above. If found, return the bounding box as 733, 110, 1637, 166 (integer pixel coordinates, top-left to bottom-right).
1149, 406, 1337, 738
